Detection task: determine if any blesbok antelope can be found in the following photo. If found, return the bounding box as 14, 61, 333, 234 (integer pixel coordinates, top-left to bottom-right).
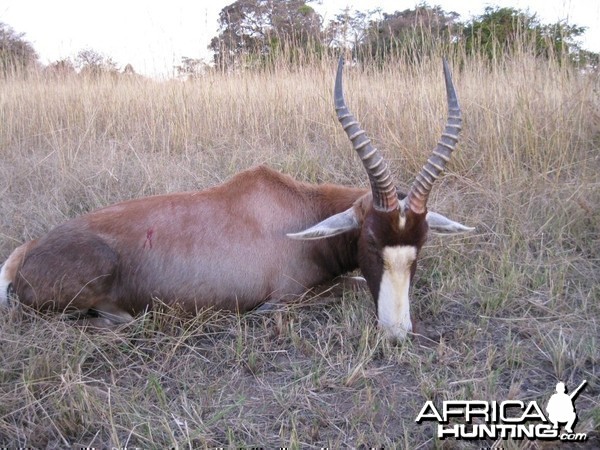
0, 58, 473, 340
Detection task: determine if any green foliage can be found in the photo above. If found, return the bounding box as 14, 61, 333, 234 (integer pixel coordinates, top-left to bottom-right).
209, 2, 598, 71
463, 6, 588, 65
209, 0, 323, 70
356, 4, 460, 63
0, 22, 38, 76
323, 8, 371, 49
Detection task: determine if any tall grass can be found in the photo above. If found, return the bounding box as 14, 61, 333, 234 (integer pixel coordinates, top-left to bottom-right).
1, 46, 598, 448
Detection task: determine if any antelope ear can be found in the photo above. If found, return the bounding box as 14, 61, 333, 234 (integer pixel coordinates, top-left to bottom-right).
287, 208, 359, 240
426, 211, 475, 234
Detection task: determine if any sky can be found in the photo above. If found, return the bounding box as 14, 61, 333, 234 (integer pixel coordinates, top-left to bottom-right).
1, 0, 599, 78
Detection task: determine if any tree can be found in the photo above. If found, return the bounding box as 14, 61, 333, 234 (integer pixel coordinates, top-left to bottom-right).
357, 3, 460, 63
324, 8, 376, 50
174, 56, 208, 79
75, 48, 119, 77
537, 21, 588, 64
462, 6, 590, 64
209, 0, 322, 70
0, 22, 38, 75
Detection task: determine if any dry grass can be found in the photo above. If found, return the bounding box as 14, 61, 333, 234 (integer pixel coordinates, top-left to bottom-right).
1, 52, 599, 448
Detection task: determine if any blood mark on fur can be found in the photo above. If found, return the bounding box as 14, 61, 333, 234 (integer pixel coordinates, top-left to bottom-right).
143, 228, 154, 249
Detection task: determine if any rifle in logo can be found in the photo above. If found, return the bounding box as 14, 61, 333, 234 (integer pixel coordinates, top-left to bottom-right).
546, 380, 587, 433
416, 379, 589, 441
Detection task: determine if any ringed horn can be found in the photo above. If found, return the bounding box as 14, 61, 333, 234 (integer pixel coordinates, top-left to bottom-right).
334, 57, 462, 215
334, 58, 398, 212
407, 59, 462, 214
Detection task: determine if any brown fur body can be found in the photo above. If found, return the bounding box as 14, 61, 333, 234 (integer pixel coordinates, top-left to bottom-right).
5, 166, 367, 317
1, 59, 468, 339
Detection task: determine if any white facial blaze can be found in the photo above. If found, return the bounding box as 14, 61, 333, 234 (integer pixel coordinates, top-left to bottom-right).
377, 246, 416, 340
